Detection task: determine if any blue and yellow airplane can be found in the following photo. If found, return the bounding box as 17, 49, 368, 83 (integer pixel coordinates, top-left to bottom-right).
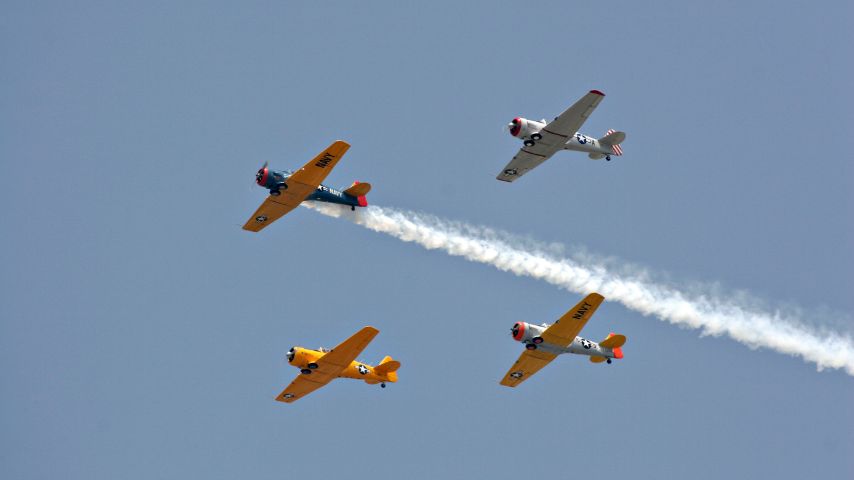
243, 140, 371, 232
277, 326, 400, 403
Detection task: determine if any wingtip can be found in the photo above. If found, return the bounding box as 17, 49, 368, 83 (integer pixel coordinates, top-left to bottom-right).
589, 89, 605, 96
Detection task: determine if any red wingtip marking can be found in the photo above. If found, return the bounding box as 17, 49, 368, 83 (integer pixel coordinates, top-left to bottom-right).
613, 346, 624, 359
589, 89, 605, 96
358, 195, 368, 207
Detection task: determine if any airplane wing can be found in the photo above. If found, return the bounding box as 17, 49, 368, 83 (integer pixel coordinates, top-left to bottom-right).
496, 90, 605, 182
540, 293, 605, 347
275, 326, 379, 403
496, 148, 553, 182
499, 348, 558, 387
243, 140, 351, 232
540, 90, 605, 140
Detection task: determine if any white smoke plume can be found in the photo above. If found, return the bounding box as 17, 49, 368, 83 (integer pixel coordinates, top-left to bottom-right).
305, 202, 854, 376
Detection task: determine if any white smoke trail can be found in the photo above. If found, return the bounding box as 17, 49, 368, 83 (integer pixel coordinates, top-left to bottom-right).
305, 202, 854, 376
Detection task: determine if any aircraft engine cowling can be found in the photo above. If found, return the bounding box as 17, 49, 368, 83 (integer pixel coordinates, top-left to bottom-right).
256, 165, 271, 187
507, 117, 546, 139
255, 164, 287, 191
510, 322, 546, 343
286, 347, 297, 363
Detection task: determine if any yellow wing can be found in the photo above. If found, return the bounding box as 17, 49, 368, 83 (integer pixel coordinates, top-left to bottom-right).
275, 326, 379, 403
242, 197, 301, 232
275, 371, 334, 403
286, 140, 350, 196
243, 140, 350, 232
540, 293, 604, 347
499, 348, 558, 387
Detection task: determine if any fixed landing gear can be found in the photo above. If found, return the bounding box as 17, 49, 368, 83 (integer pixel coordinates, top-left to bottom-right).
605, 155, 611, 161
523, 139, 535, 147
381, 383, 386, 388
300, 368, 312, 375
531, 133, 542, 140
307, 362, 318, 369
270, 189, 281, 196
525, 343, 538, 351
351, 206, 356, 211
606, 358, 612, 364
532, 336, 543, 344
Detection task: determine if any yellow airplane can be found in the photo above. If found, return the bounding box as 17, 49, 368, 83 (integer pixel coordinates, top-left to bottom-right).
276, 326, 400, 403
500, 293, 627, 387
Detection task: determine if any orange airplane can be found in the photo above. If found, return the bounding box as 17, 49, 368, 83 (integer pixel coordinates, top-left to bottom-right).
276, 326, 400, 403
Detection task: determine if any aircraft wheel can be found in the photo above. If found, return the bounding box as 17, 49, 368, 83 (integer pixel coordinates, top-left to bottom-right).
607, 358, 612, 364
531, 133, 542, 140
307, 362, 318, 369
524, 140, 535, 147
381, 383, 386, 389
300, 368, 312, 375
532, 336, 543, 344
605, 156, 611, 161
351, 206, 355, 211
270, 190, 281, 197
525, 343, 537, 351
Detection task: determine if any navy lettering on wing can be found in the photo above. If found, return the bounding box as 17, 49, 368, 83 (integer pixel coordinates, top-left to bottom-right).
572, 301, 592, 320
315, 152, 335, 168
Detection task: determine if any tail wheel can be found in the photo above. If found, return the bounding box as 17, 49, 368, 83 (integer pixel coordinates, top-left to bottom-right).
300, 368, 312, 375
381, 383, 386, 389
607, 358, 612, 364
532, 336, 543, 344
525, 343, 537, 350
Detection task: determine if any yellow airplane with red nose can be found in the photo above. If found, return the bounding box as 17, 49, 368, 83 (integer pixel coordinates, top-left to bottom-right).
276, 326, 400, 403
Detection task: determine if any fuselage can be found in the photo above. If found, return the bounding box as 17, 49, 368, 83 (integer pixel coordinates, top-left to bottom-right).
261, 168, 364, 208
561, 132, 614, 155
535, 335, 617, 358
288, 347, 395, 384
512, 321, 621, 359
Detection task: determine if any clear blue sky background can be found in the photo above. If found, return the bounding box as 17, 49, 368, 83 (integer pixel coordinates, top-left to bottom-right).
2, 1, 852, 479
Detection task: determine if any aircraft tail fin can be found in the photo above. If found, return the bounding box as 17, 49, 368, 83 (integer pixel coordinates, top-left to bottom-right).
599, 332, 626, 359
598, 129, 626, 156
374, 355, 400, 382
343, 181, 371, 207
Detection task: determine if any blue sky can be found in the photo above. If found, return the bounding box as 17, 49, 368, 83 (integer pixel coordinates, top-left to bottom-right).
1, 1, 852, 479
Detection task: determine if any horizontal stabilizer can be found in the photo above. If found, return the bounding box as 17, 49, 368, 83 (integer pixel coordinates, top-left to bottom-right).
599, 129, 625, 156
588, 153, 606, 160
600, 333, 626, 349
599, 130, 626, 145
374, 356, 400, 383
589, 356, 607, 363
343, 181, 371, 197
